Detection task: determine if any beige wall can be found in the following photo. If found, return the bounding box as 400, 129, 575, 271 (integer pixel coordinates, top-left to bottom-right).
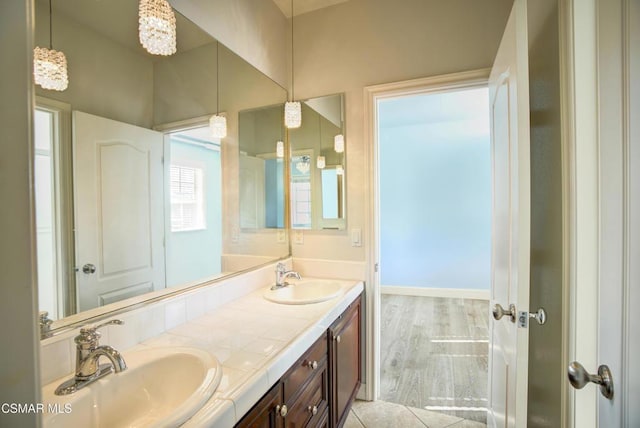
171, 0, 288, 88
0, 1, 41, 427
34, 5, 154, 128
290, 0, 512, 263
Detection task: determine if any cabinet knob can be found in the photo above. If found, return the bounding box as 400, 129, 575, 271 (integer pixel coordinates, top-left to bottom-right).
306, 360, 318, 370
334, 335, 341, 343
308, 405, 318, 415
276, 404, 288, 417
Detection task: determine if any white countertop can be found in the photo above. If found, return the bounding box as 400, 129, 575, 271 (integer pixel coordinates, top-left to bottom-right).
126, 278, 364, 427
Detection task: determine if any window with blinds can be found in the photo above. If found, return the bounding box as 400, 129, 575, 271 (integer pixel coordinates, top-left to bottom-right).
170, 164, 205, 232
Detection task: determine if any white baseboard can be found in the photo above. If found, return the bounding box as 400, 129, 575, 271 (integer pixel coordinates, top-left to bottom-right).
381, 285, 489, 300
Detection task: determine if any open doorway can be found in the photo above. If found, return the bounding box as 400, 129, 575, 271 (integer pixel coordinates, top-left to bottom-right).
373, 77, 491, 424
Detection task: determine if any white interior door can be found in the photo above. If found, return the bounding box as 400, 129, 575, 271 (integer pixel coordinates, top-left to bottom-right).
74, 111, 165, 311
239, 153, 266, 229
487, 0, 531, 426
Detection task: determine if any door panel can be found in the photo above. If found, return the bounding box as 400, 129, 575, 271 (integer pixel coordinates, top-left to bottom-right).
74, 111, 165, 312
488, 0, 531, 426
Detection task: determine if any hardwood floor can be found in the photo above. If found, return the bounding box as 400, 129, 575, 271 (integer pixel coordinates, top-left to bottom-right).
379, 294, 489, 424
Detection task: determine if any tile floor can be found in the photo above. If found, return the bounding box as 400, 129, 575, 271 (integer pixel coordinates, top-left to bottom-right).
345, 400, 486, 428
379, 295, 489, 424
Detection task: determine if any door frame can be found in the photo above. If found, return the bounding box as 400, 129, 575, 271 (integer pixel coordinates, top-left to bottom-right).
561, 0, 637, 425
363, 68, 490, 401
35, 97, 75, 318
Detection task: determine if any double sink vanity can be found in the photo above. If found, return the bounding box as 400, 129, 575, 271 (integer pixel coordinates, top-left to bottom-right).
40, 263, 363, 427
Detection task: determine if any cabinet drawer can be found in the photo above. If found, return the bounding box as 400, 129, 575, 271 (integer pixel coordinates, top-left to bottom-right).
283, 333, 327, 404
285, 368, 328, 428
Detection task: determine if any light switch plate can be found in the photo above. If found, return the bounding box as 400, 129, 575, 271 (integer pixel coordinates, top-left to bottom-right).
277, 230, 286, 243
351, 228, 362, 247
294, 230, 304, 245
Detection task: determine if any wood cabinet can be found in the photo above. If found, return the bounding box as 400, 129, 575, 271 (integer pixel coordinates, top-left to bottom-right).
237, 334, 328, 428
236, 294, 361, 428
329, 297, 361, 428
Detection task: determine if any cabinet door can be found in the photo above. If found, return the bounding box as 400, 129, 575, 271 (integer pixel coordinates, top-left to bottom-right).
236, 381, 284, 428
329, 296, 361, 428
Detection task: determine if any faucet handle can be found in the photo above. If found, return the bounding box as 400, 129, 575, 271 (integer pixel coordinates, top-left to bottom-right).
276, 262, 287, 273
77, 320, 124, 346
39, 311, 53, 339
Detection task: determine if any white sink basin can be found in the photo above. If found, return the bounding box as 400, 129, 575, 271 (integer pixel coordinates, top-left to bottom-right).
264, 279, 344, 304
43, 347, 222, 428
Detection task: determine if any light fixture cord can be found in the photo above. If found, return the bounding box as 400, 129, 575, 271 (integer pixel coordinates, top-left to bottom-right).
290, 0, 294, 101
216, 41, 220, 115
49, 0, 53, 49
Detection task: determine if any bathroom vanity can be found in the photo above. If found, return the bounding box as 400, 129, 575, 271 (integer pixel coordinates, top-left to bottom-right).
237, 296, 361, 428
39, 264, 364, 427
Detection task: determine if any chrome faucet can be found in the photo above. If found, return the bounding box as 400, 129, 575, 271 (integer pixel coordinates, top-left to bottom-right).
272, 262, 301, 290
55, 320, 127, 395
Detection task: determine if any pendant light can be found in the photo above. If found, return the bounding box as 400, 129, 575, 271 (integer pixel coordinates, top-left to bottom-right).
210, 42, 227, 139
34, 0, 68, 91
276, 141, 285, 158
139, 0, 177, 56
284, 0, 302, 128
334, 134, 344, 153
296, 156, 310, 174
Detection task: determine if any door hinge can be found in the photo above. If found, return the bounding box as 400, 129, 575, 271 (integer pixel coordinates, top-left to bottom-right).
374, 263, 379, 273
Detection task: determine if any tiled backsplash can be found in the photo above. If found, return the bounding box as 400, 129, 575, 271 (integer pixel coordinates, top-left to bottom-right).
39, 259, 291, 386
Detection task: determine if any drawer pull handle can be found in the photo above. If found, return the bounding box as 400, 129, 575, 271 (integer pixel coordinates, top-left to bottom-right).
276, 404, 288, 417
306, 360, 318, 370
308, 405, 318, 415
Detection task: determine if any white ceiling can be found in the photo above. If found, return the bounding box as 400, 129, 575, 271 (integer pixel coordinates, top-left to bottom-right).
272, 0, 351, 17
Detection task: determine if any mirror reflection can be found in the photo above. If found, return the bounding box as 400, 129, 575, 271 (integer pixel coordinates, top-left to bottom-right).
238, 105, 286, 230
33, 0, 288, 323
289, 94, 346, 230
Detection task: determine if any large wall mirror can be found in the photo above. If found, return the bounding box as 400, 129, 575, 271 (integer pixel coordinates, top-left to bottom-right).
34, 0, 289, 329
289, 94, 346, 230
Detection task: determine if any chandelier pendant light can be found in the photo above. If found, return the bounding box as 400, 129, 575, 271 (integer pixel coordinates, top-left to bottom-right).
210, 115, 227, 139
210, 41, 227, 139
317, 156, 326, 169
139, 0, 177, 56
276, 141, 285, 158
296, 156, 310, 174
285, 101, 302, 129
34, 0, 68, 91
334, 134, 344, 153
284, 0, 302, 129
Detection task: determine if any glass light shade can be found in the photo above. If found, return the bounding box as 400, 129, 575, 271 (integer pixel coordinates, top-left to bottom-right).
33, 47, 68, 91
139, 0, 177, 56
336, 166, 344, 175
334, 134, 345, 153
276, 141, 284, 158
317, 156, 326, 169
284, 101, 302, 129
209, 114, 227, 139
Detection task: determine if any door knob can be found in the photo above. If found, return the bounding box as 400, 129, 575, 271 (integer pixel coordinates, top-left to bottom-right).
492, 303, 516, 323
567, 361, 614, 399
82, 263, 96, 274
